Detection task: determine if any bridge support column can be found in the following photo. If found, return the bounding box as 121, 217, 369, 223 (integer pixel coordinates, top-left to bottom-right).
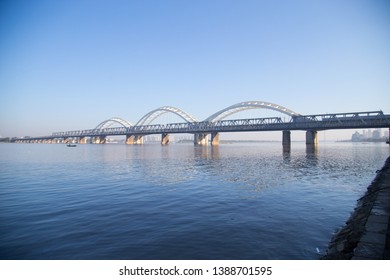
211, 132, 220, 146
194, 133, 208, 146
161, 133, 169, 145
92, 136, 106, 144
387, 128, 390, 145
306, 130, 318, 145
282, 130, 291, 146
126, 135, 143, 145
79, 137, 87, 144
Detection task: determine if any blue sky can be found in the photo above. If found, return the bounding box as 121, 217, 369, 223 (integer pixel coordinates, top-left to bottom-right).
0, 0, 389, 139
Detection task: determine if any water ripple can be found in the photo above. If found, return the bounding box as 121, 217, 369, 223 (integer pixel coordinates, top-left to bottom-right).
0, 142, 388, 259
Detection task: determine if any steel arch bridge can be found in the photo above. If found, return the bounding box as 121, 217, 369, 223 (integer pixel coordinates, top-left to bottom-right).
99, 101, 300, 128
14, 100, 390, 147
131, 101, 300, 127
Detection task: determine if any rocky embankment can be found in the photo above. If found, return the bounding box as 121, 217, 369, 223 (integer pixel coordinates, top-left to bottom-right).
322, 156, 390, 259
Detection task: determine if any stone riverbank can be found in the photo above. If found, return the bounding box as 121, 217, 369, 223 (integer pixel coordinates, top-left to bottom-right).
322, 155, 390, 259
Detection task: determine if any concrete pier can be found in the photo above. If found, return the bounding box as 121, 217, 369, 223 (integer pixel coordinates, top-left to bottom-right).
161, 133, 169, 145
282, 130, 291, 146
92, 136, 106, 144
194, 133, 208, 146
125, 135, 143, 145
306, 130, 318, 145
211, 132, 219, 146
79, 137, 87, 144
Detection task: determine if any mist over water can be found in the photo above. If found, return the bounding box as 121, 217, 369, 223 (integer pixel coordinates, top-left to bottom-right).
0, 142, 388, 259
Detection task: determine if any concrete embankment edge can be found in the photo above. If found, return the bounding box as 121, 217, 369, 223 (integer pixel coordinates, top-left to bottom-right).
322, 156, 390, 260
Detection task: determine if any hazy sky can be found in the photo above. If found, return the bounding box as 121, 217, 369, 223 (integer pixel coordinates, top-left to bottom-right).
1, 0, 389, 140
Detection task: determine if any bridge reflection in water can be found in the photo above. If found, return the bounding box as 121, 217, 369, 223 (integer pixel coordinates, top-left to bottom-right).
14, 101, 390, 146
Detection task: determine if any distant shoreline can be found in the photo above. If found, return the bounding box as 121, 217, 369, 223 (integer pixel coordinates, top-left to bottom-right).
336, 139, 388, 143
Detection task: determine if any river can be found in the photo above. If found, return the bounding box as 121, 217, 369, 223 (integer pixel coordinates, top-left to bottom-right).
0, 142, 388, 259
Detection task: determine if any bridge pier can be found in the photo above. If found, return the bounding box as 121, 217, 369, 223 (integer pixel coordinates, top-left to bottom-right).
79, 137, 87, 144
282, 130, 291, 146
387, 128, 390, 144
211, 132, 220, 146
306, 130, 318, 145
92, 136, 106, 144
125, 135, 143, 145
161, 133, 169, 145
194, 133, 208, 146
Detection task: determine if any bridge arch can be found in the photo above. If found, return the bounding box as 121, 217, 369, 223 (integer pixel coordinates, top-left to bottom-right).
204, 101, 301, 122
135, 106, 198, 126
95, 117, 133, 129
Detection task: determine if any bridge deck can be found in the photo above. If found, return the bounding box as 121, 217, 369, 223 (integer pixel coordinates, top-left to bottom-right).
14, 111, 390, 141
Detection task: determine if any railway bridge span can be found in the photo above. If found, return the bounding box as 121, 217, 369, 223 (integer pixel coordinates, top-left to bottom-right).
14, 101, 390, 146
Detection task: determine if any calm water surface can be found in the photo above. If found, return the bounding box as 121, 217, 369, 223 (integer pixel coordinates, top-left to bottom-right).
0, 142, 388, 259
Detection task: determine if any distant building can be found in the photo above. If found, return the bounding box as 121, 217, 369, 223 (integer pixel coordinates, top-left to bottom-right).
351, 131, 363, 142
372, 129, 381, 140
351, 129, 384, 142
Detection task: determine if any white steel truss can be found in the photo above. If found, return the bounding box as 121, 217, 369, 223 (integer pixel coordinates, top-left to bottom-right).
94, 117, 133, 129
205, 101, 301, 122
135, 106, 198, 126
